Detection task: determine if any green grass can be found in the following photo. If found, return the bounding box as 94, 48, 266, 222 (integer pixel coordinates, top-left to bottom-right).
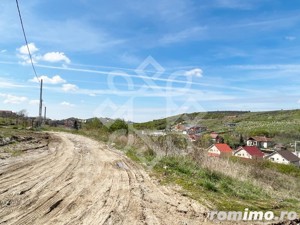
153, 156, 300, 212
230, 157, 300, 178
11, 150, 22, 157
125, 148, 142, 162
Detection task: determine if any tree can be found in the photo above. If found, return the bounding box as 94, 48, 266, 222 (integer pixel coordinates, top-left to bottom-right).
17, 109, 28, 117
85, 118, 104, 130
109, 119, 128, 134
197, 134, 213, 148
74, 120, 79, 130
223, 134, 239, 148
239, 134, 245, 146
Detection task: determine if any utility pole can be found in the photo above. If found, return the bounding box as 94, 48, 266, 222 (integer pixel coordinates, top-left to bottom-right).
295, 141, 300, 156
38, 79, 43, 126
44, 106, 46, 121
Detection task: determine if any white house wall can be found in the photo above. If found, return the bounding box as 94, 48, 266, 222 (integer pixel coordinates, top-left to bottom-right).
208, 146, 220, 155
234, 149, 251, 159
268, 153, 289, 164
267, 153, 299, 166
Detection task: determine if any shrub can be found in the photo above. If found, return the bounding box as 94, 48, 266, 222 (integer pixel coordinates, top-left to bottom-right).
143, 148, 156, 162
109, 119, 128, 134
84, 118, 105, 130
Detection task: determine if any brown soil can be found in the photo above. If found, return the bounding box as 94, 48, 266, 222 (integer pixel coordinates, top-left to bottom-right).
0, 132, 220, 225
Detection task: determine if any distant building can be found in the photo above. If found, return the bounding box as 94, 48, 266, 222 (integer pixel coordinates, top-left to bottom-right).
148, 130, 166, 136
188, 134, 201, 142
172, 124, 206, 135
265, 150, 300, 166
247, 136, 274, 149
0, 110, 16, 118
225, 123, 236, 128
173, 124, 187, 132
234, 146, 264, 159
274, 143, 287, 151
187, 126, 207, 135
210, 132, 224, 143
207, 143, 233, 157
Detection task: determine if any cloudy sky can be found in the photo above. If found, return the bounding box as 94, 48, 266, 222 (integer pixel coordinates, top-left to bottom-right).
0, 0, 300, 122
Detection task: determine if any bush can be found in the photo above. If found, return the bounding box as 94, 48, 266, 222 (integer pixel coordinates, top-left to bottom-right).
143, 148, 156, 162
109, 119, 128, 134
85, 118, 105, 130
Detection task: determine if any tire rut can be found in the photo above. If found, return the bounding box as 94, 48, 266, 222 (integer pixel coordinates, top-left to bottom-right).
0, 132, 220, 225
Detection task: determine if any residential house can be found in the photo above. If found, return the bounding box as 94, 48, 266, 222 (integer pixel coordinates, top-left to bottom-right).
207, 143, 233, 157
210, 132, 224, 143
234, 146, 264, 159
173, 124, 188, 133
148, 130, 166, 136
274, 143, 287, 151
225, 123, 236, 128
189, 134, 201, 142
0, 110, 16, 118
294, 151, 300, 158
265, 150, 300, 166
246, 136, 274, 149
187, 126, 207, 135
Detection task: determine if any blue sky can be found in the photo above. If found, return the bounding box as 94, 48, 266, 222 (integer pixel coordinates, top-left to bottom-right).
0, 0, 300, 122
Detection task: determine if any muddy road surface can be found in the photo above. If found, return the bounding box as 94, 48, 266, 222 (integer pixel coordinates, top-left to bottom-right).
0, 132, 214, 225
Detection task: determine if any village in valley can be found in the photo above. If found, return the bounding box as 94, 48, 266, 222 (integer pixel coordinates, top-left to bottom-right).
140, 110, 300, 168
171, 121, 300, 167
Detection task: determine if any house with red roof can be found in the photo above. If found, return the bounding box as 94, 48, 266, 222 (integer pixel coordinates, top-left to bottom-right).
234, 146, 264, 159
207, 143, 233, 157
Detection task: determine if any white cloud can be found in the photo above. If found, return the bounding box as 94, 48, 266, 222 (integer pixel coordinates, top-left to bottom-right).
42, 52, 71, 64
17, 43, 71, 65
60, 101, 75, 107
29, 75, 66, 84
62, 83, 78, 92
185, 68, 203, 77
1, 49, 7, 53
29, 99, 40, 105
18, 43, 39, 55
298, 100, 300, 104
18, 53, 38, 65
89, 93, 96, 97
0, 94, 28, 104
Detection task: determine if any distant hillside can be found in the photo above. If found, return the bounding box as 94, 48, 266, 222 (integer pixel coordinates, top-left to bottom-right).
133, 111, 246, 130
133, 109, 300, 144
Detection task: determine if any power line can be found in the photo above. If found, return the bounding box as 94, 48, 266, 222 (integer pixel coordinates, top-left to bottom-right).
16, 0, 43, 126
15, 0, 40, 82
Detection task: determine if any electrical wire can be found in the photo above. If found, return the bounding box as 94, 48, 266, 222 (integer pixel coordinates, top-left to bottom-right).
15, 0, 40, 82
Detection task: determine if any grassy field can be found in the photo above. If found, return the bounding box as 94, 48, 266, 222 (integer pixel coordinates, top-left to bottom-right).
123, 148, 300, 213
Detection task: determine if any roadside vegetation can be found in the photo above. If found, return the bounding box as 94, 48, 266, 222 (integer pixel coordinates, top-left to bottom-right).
1, 109, 300, 213
56, 116, 300, 213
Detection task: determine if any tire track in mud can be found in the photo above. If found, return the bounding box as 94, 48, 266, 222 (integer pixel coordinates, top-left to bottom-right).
0, 132, 216, 225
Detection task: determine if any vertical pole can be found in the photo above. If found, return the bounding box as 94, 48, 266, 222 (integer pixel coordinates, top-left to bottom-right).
44, 106, 46, 121
38, 79, 43, 126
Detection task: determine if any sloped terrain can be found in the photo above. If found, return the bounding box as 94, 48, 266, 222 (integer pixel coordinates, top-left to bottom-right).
0, 132, 217, 225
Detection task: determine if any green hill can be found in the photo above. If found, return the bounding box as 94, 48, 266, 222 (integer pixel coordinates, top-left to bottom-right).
133, 109, 300, 144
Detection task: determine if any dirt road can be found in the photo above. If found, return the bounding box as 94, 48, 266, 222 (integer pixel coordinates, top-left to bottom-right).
0, 132, 213, 225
